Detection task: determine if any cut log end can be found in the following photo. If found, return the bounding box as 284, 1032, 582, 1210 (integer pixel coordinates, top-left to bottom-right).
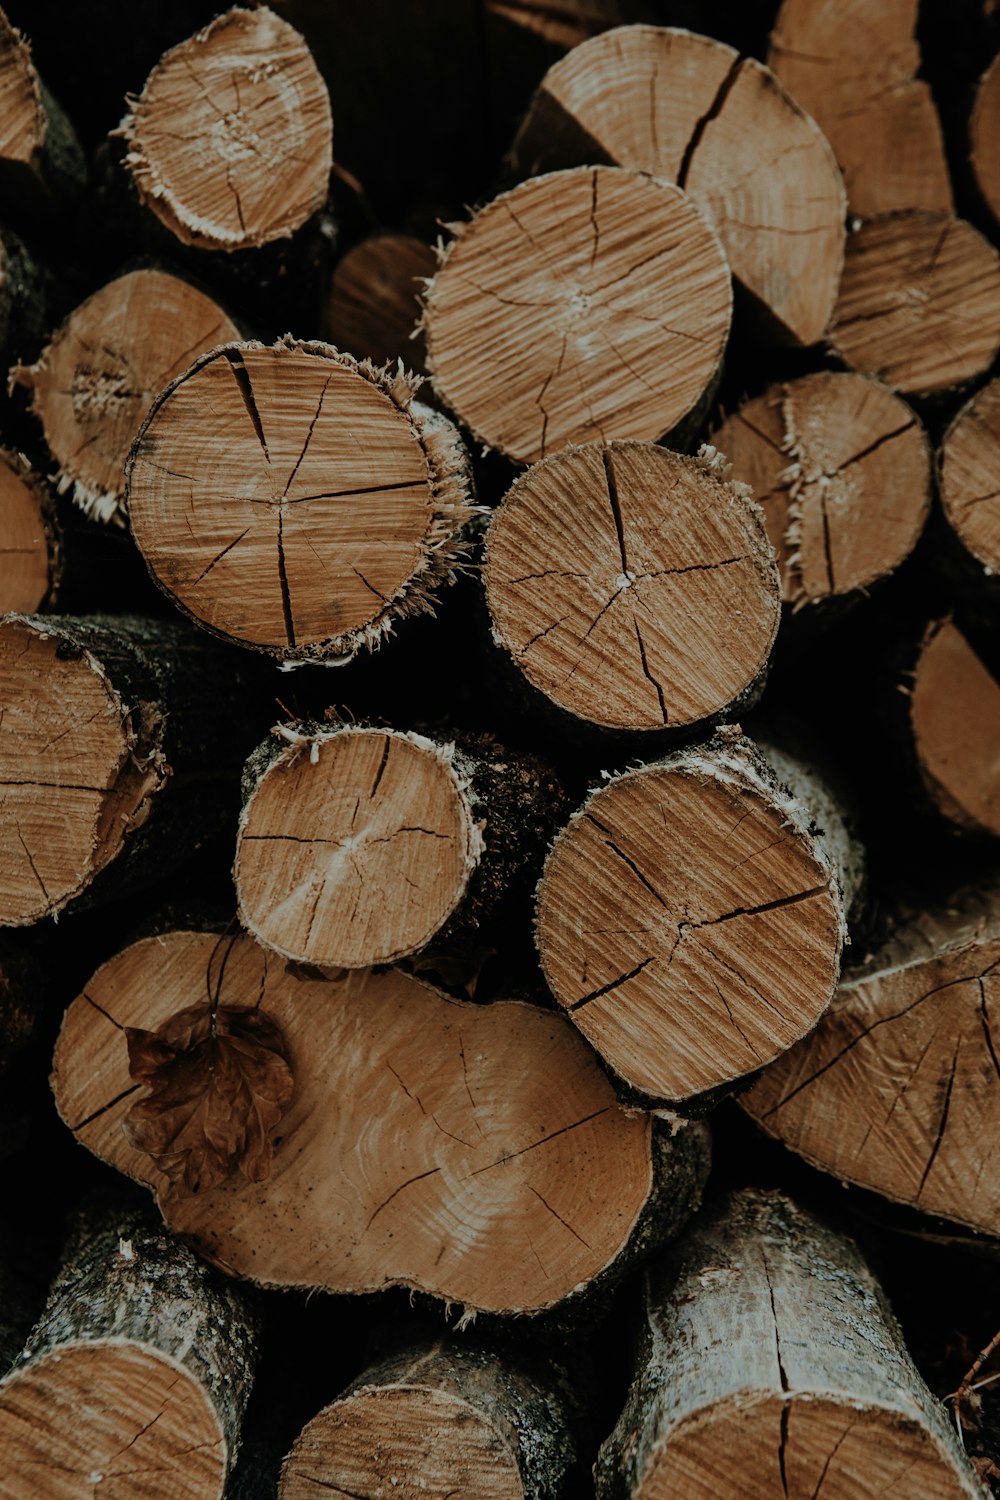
322, 233, 437, 370
971, 53, 1000, 230
122, 5, 332, 253
423, 165, 731, 464
535, 733, 848, 1100
483, 440, 779, 730
711, 372, 930, 605
0, 616, 165, 926
0, 449, 56, 612
939, 376, 1000, 573
126, 339, 476, 660
236, 727, 481, 968
0, 1342, 227, 1500
16, 269, 240, 523
910, 618, 1000, 836
0, 10, 43, 170
830, 212, 1000, 398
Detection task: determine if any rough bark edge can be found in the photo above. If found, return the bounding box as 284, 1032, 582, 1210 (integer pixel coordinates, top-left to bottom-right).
0, 444, 62, 606
0, 223, 50, 367
116, 5, 332, 253
124, 337, 483, 663
0, 15, 85, 214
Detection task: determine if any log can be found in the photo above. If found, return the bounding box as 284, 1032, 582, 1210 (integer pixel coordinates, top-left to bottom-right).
321, 232, 437, 371
595, 1188, 984, 1500
768, 0, 952, 216
971, 53, 1000, 231
235, 723, 569, 970
0, 5, 85, 224
508, 25, 846, 347
0, 447, 59, 612
279, 1336, 582, 1500
939, 377, 1000, 576
118, 6, 332, 254
421, 165, 732, 464
481, 439, 780, 733
710, 372, 931, 608
829, 212, 1000, 399
909, 617, 1000, 837
741, 879, 1000, 1237
52, 930, 711, 1314
0, 612, 253, 925
11, 267, 241, 524
0, 1201, 259, 1498
534, 726, 864, 1102
125, 339, 478, 662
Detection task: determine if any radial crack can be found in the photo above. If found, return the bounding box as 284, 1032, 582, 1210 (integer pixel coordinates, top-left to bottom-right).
224, 349, 269, 459
570, 955, 655, 1010
677, 55, 744, 189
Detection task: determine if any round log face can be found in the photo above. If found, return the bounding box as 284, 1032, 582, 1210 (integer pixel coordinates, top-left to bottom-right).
536, 761, 842, 1099
127, 342, 455, 656
830, 212, 1000, 397
281, 1387, 523, 1500
972, 53, 1000, 230
0, 452, 51, 612
483, 440, 779, 730
26, 269, 239, 522
0, 13, 42, 168
125, 6, 332, 252
0, 1341, 226, 1500
910, 619, 1000, 836
236, 729, 480, 967
423, 166, 731, 464
52, 934, 653, 1313
939, 377, 1000, 572
711, 372, 930, 604
322, 233, 437, 369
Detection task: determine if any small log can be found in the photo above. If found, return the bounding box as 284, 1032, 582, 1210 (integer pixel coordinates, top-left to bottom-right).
0, 612, 252, 926
0, 5, 85, 224
909, 617, 1000, 837
768, 0, 952, 216
119, 6, 332, 255
0, 447, 59, 612
741, 879, 1000, 1237
830, 212, 1000, 399
481, 439, 780, 733
710, 372, 931, 607
508, 26, 845, 347
595, 1189, 984, 1500
0, 1201, 259, 1498
280, 1335, 582, 1500
421, 165, 732, 464
235, 723, 569, 970
11, 267, 241, 524
939, 377, 1000, 576
125, 339, 478, 662
972, 53, 1000, 231
321, 232, 437, 370
535, 726, 863, 1102
52, 930, 710, 1315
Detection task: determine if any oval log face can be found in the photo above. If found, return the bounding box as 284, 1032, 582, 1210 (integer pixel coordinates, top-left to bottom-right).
52, 932, 653, 1314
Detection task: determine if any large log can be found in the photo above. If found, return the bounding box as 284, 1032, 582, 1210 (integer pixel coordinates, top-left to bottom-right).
52, 930, 710, 1315
741, 879, 1000, 1237
0, 1201, 259, 1499
595, 1189, 984, 1499
535, 726, 863, 1102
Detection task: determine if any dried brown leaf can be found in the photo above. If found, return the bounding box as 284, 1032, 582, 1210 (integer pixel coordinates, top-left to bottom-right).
122, 1003, 294, 1197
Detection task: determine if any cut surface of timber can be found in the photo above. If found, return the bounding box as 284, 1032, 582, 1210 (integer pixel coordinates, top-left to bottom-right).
0, 448, 56, 611
322, 232, 437, 370
830, 212, 1000, 398
509, 26, 845, 347
13, 268, 240, 523
910, 618, 1000, 836
52, 931, 709, 1313
710, 372, 930, 605
595, 1189, 984, 1500
126, 340, 476, 661
535, 729, 860, 1101
972, 54, 1000, 231
483, 440, 780, 730
280, 1340, 578, 1500
0, 7, 83, 215
768, 0, 952, 216
0, 1204, 257, 1500
939, 377, 1000, 574
121, 5, 332, 252
422, 165, 731, 464
742, 883, 1000, 1236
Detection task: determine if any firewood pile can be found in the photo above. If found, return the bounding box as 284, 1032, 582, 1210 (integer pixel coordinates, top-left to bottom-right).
1, 0, 1000, 1495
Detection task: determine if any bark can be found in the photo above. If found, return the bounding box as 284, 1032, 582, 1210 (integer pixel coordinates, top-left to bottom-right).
0, 8, 85, 227
52, 930, 710, 1315
0, 1200, 259, 1498
535, 725, 864, 1103
0, 221, 52, 367
596, 1188, 986, 1500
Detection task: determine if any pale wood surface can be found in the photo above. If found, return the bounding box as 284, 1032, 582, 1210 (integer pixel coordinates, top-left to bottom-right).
939, 376, 1000, 572
0, 448, 55, 611
910, 618, 1000, 836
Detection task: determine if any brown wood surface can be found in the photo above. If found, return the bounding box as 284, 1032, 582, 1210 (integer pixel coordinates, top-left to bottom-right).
971, 52, 1000, 230
0, 448, 57, 611
322, 233, 436, 370
939, 376, 1000, 573
910, 618, 1000, 836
